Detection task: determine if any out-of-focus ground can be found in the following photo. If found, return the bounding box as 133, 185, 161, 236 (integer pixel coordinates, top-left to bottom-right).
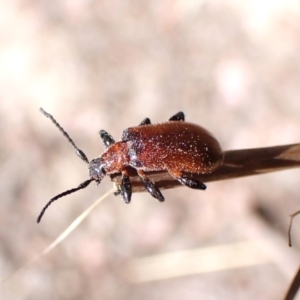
1, 1, 300, 299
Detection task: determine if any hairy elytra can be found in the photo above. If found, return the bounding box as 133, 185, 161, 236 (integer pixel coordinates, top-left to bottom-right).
37, 110, 223, 223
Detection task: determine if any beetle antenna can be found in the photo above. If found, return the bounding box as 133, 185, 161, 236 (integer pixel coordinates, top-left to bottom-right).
40, 108, 89, 164
37, 179, 94, 223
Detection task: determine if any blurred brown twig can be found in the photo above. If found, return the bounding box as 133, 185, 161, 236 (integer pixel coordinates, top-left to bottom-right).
110, 143, 300, 191
111, 143, 300, 300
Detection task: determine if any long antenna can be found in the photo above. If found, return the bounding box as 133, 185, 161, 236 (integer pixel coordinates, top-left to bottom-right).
40, 108, 89, 164
37, 179, 94, 223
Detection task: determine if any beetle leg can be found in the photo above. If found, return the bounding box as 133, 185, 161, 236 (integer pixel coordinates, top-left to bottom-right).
168, 169, 206, 190
120, 169, 132, 203
178, 175, 206, 190
99, 130, 115, 148
114, 190, 121, 196
137, 170, 165, 202
169, 112, 185, 122
139, 118, 151, 125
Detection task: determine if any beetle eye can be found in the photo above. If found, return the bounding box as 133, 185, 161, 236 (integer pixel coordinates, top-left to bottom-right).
101, 166, 106, 175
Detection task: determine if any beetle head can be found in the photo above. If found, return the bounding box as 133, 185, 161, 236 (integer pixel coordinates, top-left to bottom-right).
89, 157, 106, 183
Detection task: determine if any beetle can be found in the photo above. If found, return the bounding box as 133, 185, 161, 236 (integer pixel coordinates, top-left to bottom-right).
37, 109, 223, 223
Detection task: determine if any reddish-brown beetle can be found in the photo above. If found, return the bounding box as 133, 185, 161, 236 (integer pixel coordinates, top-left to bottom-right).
37, 109, 223, 223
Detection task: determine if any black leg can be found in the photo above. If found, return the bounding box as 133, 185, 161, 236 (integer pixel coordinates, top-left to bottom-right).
121, 170, 132, 203
114, 190, 121, 196
140, 118, 151, 125
169, 112, 185, 122
177, 174, 206, 190
168, 169, 206, 190
137, 170, 164, 202
99, 130, 115, 148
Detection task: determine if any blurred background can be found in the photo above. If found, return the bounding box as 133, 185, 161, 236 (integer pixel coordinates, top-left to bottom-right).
1, 0, 300, 299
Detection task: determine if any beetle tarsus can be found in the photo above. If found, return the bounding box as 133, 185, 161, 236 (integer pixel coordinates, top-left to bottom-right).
139, 118, 151, 125
137, 170, 164, 202
169, 112, 185, 122
144, 178, 165, 202
121, 171, 132, 203
178, 175, 206, 190
114, 190, 121, 196
99, 130, 115, 148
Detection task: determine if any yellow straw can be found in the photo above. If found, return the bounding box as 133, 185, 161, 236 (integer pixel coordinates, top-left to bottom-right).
0, 188, 115, 282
